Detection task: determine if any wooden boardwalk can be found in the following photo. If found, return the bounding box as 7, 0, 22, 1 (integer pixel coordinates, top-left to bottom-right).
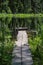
12, 44, 33, 65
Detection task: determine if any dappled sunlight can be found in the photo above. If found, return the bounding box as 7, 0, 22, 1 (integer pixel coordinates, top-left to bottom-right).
15, 31, 28, 46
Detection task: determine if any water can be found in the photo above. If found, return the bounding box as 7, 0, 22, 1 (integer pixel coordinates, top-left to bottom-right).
15, 31, 28, 46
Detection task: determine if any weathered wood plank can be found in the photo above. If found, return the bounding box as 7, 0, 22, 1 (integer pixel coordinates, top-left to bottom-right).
12, 44, 33, 65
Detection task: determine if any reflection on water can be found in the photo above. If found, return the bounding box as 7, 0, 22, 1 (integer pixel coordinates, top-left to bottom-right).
15, 31, 28, 46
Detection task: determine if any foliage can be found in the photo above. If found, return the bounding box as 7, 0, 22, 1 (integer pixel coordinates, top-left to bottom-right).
29, 36, 42, 53
0, 40, 14, 65
29, 34, 43, 65
0, 0, 43, 65
0, 18, 14, 65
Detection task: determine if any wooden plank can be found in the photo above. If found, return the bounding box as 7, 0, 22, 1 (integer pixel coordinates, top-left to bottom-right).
12, 44, 33, 65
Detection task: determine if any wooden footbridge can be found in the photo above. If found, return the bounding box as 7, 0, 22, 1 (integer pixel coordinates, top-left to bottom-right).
12, 44, 33, 65
12, 27, 33, 65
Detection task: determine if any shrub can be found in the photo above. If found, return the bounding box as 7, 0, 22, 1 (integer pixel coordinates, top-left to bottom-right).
28, 36, 43, 65
0, 39, 14, 65
29, 36, 42, 54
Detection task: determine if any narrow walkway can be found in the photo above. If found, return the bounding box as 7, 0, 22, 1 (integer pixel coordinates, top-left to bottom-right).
12, 44, 33, 65
12, 30, 33, 65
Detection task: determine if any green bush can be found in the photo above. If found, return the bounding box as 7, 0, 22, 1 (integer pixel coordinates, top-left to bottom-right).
0, 39, 14, 65
29, 36, 42, 53
28, 36, 43, 65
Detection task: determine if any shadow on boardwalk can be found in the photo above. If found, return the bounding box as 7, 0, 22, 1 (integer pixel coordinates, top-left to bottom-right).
12, 44, 33, 65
